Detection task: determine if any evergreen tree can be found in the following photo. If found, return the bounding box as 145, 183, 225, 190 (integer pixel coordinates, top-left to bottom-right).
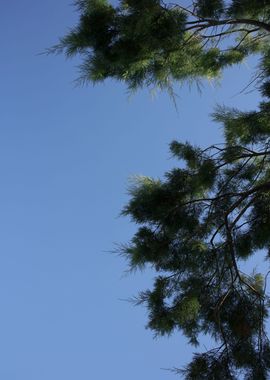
121, 85, 270, 377
53, 1, 270, 378
52, 0, 270, 91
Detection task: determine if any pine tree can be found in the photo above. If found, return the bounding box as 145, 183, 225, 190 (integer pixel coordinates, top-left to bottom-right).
121, 86, 270, 377
54, 1, 270, 378
52, 0, 270, 91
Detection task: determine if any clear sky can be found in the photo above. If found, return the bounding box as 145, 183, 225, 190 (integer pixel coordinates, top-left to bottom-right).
0, 1, 262, 379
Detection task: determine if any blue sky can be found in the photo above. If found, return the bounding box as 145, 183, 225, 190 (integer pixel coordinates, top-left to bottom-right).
0, 1, 262, 379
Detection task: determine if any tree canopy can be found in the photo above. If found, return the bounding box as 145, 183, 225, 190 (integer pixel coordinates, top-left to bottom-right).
54, 0, 270, 91
121, 97, 270, 378
55, 1, 270, 378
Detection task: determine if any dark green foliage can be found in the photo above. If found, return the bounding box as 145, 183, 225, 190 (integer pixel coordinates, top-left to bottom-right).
121, 80, 270, 377
195, 0, 225, 18
227, 0, 270, 18
53, 0, 270, 90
